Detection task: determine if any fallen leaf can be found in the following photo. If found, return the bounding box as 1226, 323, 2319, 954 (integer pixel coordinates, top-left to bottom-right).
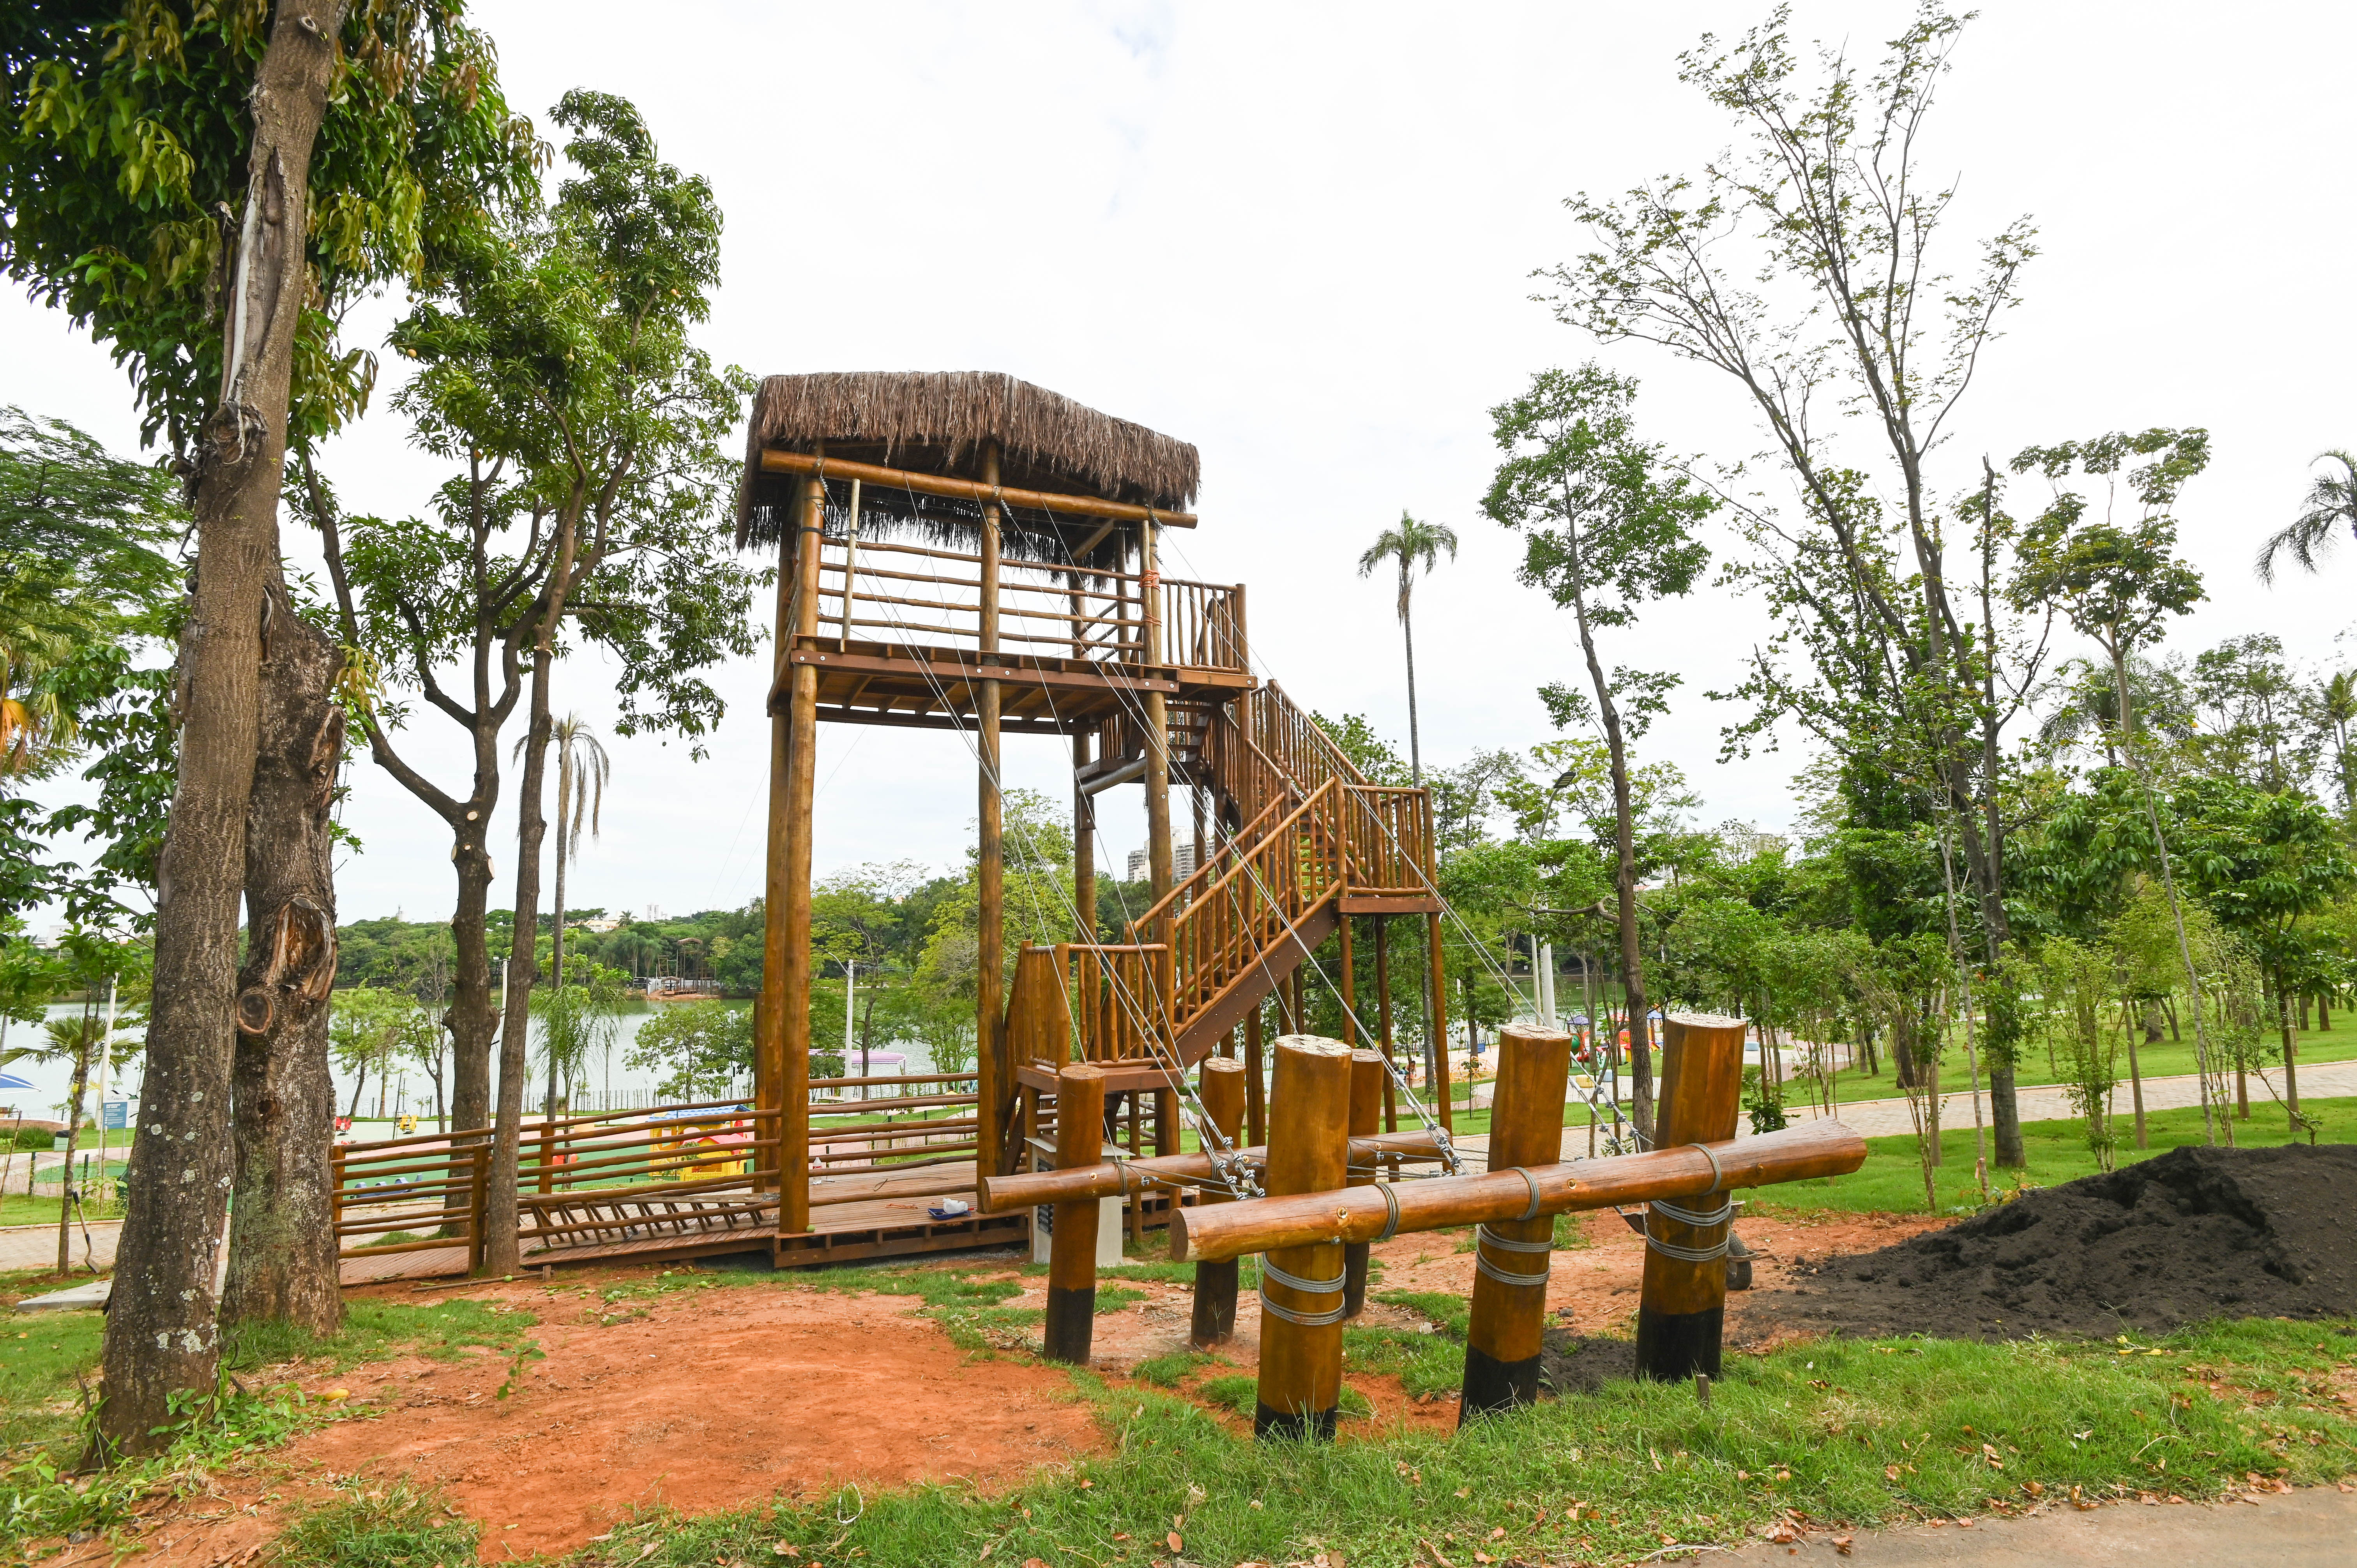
1166, 1534, 1182, 1554
2024, 1481, 2045, 1497
1832, 1535, 1853, 1556
1488, 1527, 1505, 1541
772, 1547, 798, 1559
638, 1547, 658, 1562
321, 1388, 350, 1402
1883, 1464, 1900, 1483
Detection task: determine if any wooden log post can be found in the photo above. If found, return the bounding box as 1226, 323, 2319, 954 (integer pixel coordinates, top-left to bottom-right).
1253, 1035, 1354, 1441
1073, 732, 1096, 942
1634, 1013, 1747, 1384
1140, 518, 1177, 1159
1245, 1003, 1267, 1145
1459, 1022, 1575, 1423
976, 442, 1009, 1176
1375, 915, 1398, 1132
1190, 1057, 1247, 1347
1044, 1063, 1108, 1365
1337, 916, 1357, 1046
775, 471, 826, 1233
1341, 1049, 1385, 1318
1428, 912, 1453, 1131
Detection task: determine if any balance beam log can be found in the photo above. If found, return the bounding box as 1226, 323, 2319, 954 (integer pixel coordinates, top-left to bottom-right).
1189, 1057, 1247, 1347
1043, 1063, 1107, 1365
1341, 1050, 1386, 1319
1254, 1036, 1355, 1441
975, 1128, 1446, 1212
1635, 1014, 1747, 1383
1460, 1023, 1576, 1424
1169, 1118, 1864, 1263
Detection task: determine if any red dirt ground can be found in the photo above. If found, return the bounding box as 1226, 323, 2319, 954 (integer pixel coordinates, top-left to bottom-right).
95, 1207, 1944, 1568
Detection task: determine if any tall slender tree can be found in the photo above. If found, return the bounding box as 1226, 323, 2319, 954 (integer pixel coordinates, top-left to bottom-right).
1482, 365, 1715, 1140
1356, 512, 1459, 785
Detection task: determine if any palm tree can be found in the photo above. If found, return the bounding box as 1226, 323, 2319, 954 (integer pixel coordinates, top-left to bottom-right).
2318, 669, 2357, 815
1355, 512, 1459, 784
2256, 450, 2357, 583
517, 715, 610, 1115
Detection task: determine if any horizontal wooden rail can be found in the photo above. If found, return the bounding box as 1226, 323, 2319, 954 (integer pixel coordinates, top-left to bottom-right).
1172, 1120, 1867, 1262
977, 1128, 1450, 1211
760, 447, 1197, 527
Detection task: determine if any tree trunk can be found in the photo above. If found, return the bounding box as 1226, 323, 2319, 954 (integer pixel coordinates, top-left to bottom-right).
2277, 980, 2301, 1120
546, 750, 570, 1119
99, 0, 344, 1459
223, 581, 344, 1335
2125, 1002, 2152, 1150
1400, 588, 1422, 787
55, 1025, 90, 1275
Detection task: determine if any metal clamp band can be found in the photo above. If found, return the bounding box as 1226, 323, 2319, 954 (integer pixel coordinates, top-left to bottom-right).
1374, 1180, 1401, 1242
1474, 1251, 1551, 1288
1475, 1224, 1554, 1254
1258, 1285, 1349, 1327
1259, 1258, 1345, 1295
1650, 1197, 1733, 1229
1689, 1141, 1726, 1192
1643, 1231, 1730, 1264
1507, 1165, 1542, 1222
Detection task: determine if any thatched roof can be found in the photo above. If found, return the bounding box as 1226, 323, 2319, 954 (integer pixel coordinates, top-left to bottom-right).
734, 372, 1199, 560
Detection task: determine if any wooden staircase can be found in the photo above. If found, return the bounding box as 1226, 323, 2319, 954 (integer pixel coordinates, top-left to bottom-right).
1007, 682, 1438, 1101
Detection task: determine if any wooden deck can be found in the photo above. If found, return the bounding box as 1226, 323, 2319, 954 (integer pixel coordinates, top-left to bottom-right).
336, 1160, 1019, 1287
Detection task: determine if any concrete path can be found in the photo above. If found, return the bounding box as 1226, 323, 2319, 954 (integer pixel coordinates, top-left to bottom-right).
1745, 1060, 2357, 1143
1724, 1483, 2357, 1565
0, 1218, 117, 1274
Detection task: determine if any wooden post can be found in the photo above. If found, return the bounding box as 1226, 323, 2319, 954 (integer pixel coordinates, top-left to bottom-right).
1140, 518, 1176, 1162
1073, 732, 1095, 942
755, 508, 796, 1198
1044, 1063, 1107, 1365
466, 1146, 488, 1275
536, 1118, 554, 1195
1634, 1013, 1747, 1384
1190, 1057, 1247, 1347
776, 471, 825, 1234
976, 441, 1008, 1176
1375, 915, 1398, 1132
1427, 912, 1453, 1131
1337, 916, 1357, 1046
1253, 1035, 1353, 1441
1287, 969, 1305, 1035
1459, 1023, 1575, 1423
1245, 1003, 1267, 1146
1341, 1049, 1385, 1318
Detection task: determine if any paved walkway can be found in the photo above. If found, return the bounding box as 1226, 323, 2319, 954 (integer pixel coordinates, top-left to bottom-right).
0, 1217, 117, 1274
1749, 1059, 2357, 1142
1725, 1482, 2357, 1565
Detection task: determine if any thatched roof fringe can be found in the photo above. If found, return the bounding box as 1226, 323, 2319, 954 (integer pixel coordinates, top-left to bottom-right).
734, 371, 1198, 552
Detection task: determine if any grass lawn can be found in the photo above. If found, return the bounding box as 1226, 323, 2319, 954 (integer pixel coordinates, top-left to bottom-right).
6, 1248, 2354, 1564
1747, 1096, 2357, 1217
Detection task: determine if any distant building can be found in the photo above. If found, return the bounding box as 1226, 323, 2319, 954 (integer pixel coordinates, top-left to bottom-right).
1717, 819, 1789, 862
1125, 844, 1199, 881
572, 916, 624, 933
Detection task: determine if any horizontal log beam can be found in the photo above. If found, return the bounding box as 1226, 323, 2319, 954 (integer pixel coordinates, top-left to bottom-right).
976, 1128, 1450, 1212
760, 448, 1196, 528
1170, 1119, 1866, 1263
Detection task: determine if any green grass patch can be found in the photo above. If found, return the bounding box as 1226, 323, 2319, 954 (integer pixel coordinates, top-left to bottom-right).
1131, 1350, 1211, 1388
1342, 1324, 1465, 1400
1094, 1285, 1147, 1314
521, 1318, 2357, 1568
276, 1481, 478, 1568
1748, 1097, 2357, 1217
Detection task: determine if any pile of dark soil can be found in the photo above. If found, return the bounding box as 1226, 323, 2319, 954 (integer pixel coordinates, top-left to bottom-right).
1539, 1329, 1640, 1393
1739, 1143, 2357, 1341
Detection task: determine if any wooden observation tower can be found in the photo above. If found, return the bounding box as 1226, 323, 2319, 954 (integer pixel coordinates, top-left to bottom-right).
739, 372, 1447, 1265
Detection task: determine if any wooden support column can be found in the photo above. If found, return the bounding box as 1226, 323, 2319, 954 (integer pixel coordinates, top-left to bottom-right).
756, 508, 795, 1197
1245, 1003, 1267, 1146
1341, 1049, 1385, 1318
1337, 916, 1357, 1046
1633, 1012, 1747, 1384
774, 472, 826, 1234
1044, 1063, 1107, 1365
1189, 1056, 1247, 1347
1140, 517, 1178, 1158
976, 441, 1009, 1176
1286, 969, 1305, 1035
1073, 731, 1095, 943
1253, 1035, 1353, 1441
1459, 1022, 1575, 1423
1375, 915, 1398, 1133
1427, 912, 1453, 1132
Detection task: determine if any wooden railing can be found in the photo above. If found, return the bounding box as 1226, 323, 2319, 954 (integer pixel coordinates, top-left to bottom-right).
332, 1136, 487, 1269
809, 535, 1248, 673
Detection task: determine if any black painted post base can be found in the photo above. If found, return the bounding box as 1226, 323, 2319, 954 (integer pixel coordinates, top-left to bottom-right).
1253, 1403, 1338, 1441
1341, 1241, 1370, 1318
1458, 1342, 1542, 1424
1189, 1259, 1238, 1346
1634, 1305, 1723, 1383
1043, 1284, 1096, 1365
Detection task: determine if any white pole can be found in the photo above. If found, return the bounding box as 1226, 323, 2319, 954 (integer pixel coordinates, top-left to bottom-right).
97, 976, 116, 1164
849, 959, 864, 1077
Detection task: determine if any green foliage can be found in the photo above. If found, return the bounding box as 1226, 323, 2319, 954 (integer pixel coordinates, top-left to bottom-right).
0, 4, 537, 454
276, 1483, 479, 1568
625, 1000, 753, 1102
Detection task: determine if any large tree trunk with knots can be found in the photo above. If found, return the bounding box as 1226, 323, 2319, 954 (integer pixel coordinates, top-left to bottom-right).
223, 577, 345, 1335
98, 0, 347, 1459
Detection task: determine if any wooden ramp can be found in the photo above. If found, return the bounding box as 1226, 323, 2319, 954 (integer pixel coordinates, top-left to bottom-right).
337, 1162, 1019, 1287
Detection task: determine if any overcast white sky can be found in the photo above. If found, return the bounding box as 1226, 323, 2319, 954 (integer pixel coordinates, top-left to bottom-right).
7, 1, 2354, 932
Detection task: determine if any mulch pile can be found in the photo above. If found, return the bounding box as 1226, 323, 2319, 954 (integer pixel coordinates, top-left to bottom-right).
1738, 1142, 2357, 1341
